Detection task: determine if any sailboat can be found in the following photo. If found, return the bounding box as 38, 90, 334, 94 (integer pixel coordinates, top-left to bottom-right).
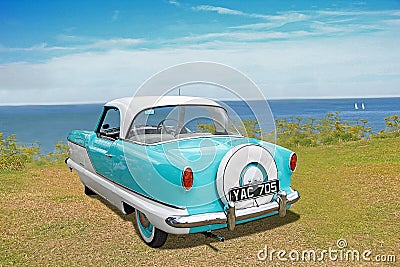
354, 103, 359, 110
361, 103, 365, 110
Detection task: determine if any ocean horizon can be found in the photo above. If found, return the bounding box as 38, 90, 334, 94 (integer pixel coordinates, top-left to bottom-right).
1, 97, 399, 153
1, 95, 400, 107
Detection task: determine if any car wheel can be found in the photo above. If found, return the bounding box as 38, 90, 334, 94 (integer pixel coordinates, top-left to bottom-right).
135, 210, 167, 248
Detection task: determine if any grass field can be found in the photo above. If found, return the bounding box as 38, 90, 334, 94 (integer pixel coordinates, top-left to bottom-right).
1, 138, 399, 266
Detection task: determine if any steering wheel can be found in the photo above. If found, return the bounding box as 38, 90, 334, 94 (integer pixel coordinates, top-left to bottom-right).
157, 118, 187, 136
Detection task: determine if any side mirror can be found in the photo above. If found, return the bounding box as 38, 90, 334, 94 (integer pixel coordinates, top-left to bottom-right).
102, 124, 110, 130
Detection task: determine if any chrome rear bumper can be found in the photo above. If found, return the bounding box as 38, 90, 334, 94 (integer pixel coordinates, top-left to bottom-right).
165, 190, 300, 230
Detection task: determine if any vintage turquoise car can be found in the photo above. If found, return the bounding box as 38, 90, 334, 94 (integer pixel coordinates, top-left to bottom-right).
66, 96, 300, 248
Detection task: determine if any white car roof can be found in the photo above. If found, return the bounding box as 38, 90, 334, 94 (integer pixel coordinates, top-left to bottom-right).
104, 96, 223, 138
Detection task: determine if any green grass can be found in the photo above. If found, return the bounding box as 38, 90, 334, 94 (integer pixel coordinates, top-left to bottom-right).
1, 139, 399, 266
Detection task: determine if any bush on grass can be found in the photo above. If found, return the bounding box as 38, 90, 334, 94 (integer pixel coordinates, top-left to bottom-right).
0, 133, 69, 171
1, 113, 398, 171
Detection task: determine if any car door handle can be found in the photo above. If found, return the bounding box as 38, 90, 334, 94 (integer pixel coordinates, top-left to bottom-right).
105, 153, 113, 158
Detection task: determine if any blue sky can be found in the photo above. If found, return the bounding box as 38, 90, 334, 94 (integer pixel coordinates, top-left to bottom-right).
1, 0, 399, 104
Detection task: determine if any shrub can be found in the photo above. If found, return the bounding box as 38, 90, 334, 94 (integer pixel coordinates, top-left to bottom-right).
235, 119, 262, 139
46, 142, 69, 163
197, 123, 216, 134
1, 113, 398, 171
0, 132, 69, 171
200, 112, 395, 149
0, 133, 30, 171
273, 112, 371, 148
373, 115, 400, 138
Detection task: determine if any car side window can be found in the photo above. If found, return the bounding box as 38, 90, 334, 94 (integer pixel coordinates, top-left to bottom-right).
98, 107, 120, 140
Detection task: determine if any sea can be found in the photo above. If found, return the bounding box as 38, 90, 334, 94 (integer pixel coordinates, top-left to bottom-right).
0, 97, 399, 153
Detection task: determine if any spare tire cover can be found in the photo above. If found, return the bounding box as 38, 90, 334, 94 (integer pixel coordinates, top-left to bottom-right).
216, 144, 278, 210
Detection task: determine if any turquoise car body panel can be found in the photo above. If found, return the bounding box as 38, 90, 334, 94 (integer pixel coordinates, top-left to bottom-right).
67, 130, 92, 147
68, 131, 295, 231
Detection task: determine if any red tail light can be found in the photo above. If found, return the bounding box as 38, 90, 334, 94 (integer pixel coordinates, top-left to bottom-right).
182, 167, 193, 190
290, 153, 297, 172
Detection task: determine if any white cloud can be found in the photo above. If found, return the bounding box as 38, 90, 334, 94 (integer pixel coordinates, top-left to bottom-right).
168, 0, 180, 7
384, 19, 400, 26
192, 5, 270, 19
175, 30, 313, 43
230, 12, 309, 30
192, 5, 311, 28
1, 33, 399, 104
112, 10, 120, 21
0, 38, 145, 53
0, 43, 51, 52
1, 5, 399, 104
56, 34, 91, 43
192, 5, 245, 16
229, 23, 276, 30
171, 16, 387, 44
89, 38, 144, 49
316, 10, 400, 16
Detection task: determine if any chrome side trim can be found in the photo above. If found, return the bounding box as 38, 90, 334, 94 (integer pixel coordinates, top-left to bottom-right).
165, 190, 300, 229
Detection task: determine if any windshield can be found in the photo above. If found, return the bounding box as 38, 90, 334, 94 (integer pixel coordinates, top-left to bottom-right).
126, 105, 241, 144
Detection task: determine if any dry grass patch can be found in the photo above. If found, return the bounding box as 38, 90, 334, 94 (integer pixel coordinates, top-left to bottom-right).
1, 138, 399, 266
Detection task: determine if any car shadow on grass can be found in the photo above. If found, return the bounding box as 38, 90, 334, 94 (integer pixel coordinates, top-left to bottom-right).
90, 194, 300, 250
88, 194, 135, 221
162, 210, 300, 250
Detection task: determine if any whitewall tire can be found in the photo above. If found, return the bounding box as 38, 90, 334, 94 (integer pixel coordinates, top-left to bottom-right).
135, 210, 168, 248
